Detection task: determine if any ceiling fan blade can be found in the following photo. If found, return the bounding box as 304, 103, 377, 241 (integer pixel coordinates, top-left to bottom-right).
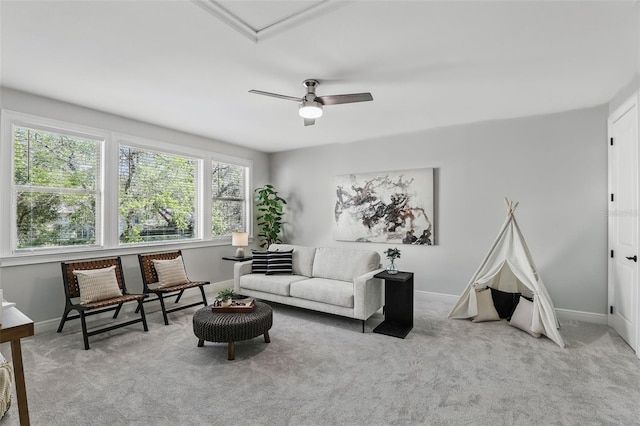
304, 118, 315, 126
249, 90, 301, 102
317, 93, 373, 105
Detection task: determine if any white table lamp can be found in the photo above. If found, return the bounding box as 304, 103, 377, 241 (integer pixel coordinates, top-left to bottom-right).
232, 232, 249, 258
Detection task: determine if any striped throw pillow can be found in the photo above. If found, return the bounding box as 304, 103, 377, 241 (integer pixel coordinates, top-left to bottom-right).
251, 250, 269, 274
266, 249, 293, 275
73, 265, 123, 305
152, 256, 189, 288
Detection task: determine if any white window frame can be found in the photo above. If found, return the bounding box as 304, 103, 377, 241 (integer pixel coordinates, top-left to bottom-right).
211, 158, 252, 239
1, 110, 108, 257
115, 135, 204, 247
0, 110, 254, 265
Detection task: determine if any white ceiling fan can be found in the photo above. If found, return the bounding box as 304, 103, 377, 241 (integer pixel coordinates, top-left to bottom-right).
249, 79, 373, 126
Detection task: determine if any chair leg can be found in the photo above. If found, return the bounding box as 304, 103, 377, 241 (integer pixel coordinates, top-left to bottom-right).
174, 289, 185, 304
57, 307, 71, 333
79, 311, 90, 350
138, 300, 149, 332
158, 294, 169, 325
199, 286, 208, 307
113, 303, 123, 319
362, 319, 365, 333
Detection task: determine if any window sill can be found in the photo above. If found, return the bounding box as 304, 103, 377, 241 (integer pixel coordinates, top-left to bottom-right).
0, 239, 236, 267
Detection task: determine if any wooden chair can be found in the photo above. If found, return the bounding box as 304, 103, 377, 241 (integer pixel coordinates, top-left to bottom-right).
137, 251, 210, 325
58, 257, 148, 350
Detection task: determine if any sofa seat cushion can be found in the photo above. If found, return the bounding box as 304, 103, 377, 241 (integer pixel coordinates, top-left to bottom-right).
290, 278, 354, 308
312, 247, 380, 282
239, 274, 307, 296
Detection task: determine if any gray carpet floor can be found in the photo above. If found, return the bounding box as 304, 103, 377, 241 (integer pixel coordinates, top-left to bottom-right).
1, 297, 639, 426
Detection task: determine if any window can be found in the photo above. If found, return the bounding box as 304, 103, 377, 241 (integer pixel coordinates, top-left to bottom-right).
119, 145, 198, 244
212, 161, 248, 236
1, 110, 253, 260
12, 125, 101, 250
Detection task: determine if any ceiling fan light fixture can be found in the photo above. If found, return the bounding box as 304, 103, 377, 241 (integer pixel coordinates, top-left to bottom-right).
298, 100, 323, 119
250, 79, 372, 126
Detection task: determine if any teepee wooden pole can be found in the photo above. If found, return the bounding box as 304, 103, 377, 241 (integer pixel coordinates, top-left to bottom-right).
504, 198, 519, 215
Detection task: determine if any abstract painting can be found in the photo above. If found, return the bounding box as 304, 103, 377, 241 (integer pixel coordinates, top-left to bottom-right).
334, 168, 434, 245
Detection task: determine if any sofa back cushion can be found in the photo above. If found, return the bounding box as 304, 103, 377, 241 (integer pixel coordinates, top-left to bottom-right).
268, 244, 316, 277
312, 247, 380, 281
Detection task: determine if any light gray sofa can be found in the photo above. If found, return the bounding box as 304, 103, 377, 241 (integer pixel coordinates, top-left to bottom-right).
233, 244, 384, 331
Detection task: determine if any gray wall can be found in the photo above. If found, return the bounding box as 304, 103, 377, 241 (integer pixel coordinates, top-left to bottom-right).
609, 73, 639, 114
0, 89, 611, 321
0, 88, 270, 323
270, 106, 608, 314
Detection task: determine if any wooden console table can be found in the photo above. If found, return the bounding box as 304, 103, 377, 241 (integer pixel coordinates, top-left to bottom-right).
1, 307, 34, 426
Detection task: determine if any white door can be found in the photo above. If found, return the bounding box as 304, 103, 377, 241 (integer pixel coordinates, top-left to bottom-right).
608, 93, 639, 355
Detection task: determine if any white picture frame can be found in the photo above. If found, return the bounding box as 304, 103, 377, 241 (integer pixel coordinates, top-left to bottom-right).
334, 168, 435, 245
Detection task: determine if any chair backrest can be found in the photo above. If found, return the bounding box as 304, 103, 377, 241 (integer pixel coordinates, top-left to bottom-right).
61, 257, 126, 299
138, 250, 183, 287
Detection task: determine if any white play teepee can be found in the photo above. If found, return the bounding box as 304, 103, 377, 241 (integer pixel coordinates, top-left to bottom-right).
448, 199, 565, 348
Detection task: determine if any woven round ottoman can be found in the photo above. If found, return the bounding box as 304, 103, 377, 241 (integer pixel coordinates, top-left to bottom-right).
192, 301, 272, 360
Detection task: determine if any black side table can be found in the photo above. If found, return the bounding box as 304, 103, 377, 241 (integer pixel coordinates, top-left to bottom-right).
373, 270, 414, 338
222, 256, 253, 262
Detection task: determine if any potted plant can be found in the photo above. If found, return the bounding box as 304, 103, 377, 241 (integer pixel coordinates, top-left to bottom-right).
254, 184, 287, 249
384, 247, 401, 274
217, 288, 235, 307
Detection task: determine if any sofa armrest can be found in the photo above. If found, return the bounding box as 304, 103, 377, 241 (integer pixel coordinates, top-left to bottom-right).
233, 260, 253, 293
354, 268, 385, 285
353, 267, 385, 320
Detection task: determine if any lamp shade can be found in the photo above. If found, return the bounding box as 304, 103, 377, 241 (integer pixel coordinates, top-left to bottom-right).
232, 232, 248, 247
231, 232, 249, 258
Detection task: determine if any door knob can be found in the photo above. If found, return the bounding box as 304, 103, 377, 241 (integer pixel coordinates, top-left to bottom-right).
626, 255, 637, 262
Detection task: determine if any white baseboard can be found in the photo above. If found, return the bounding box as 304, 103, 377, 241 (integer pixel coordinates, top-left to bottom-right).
415, 290, 458, 304
414, 290, 607, 324
554, 308, 607, 325
39, 283, 607, 334
34, 317, 63, 334
34, 279, 234, 334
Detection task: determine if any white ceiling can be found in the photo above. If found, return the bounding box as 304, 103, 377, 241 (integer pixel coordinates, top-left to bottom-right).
1, 1, 638, 153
